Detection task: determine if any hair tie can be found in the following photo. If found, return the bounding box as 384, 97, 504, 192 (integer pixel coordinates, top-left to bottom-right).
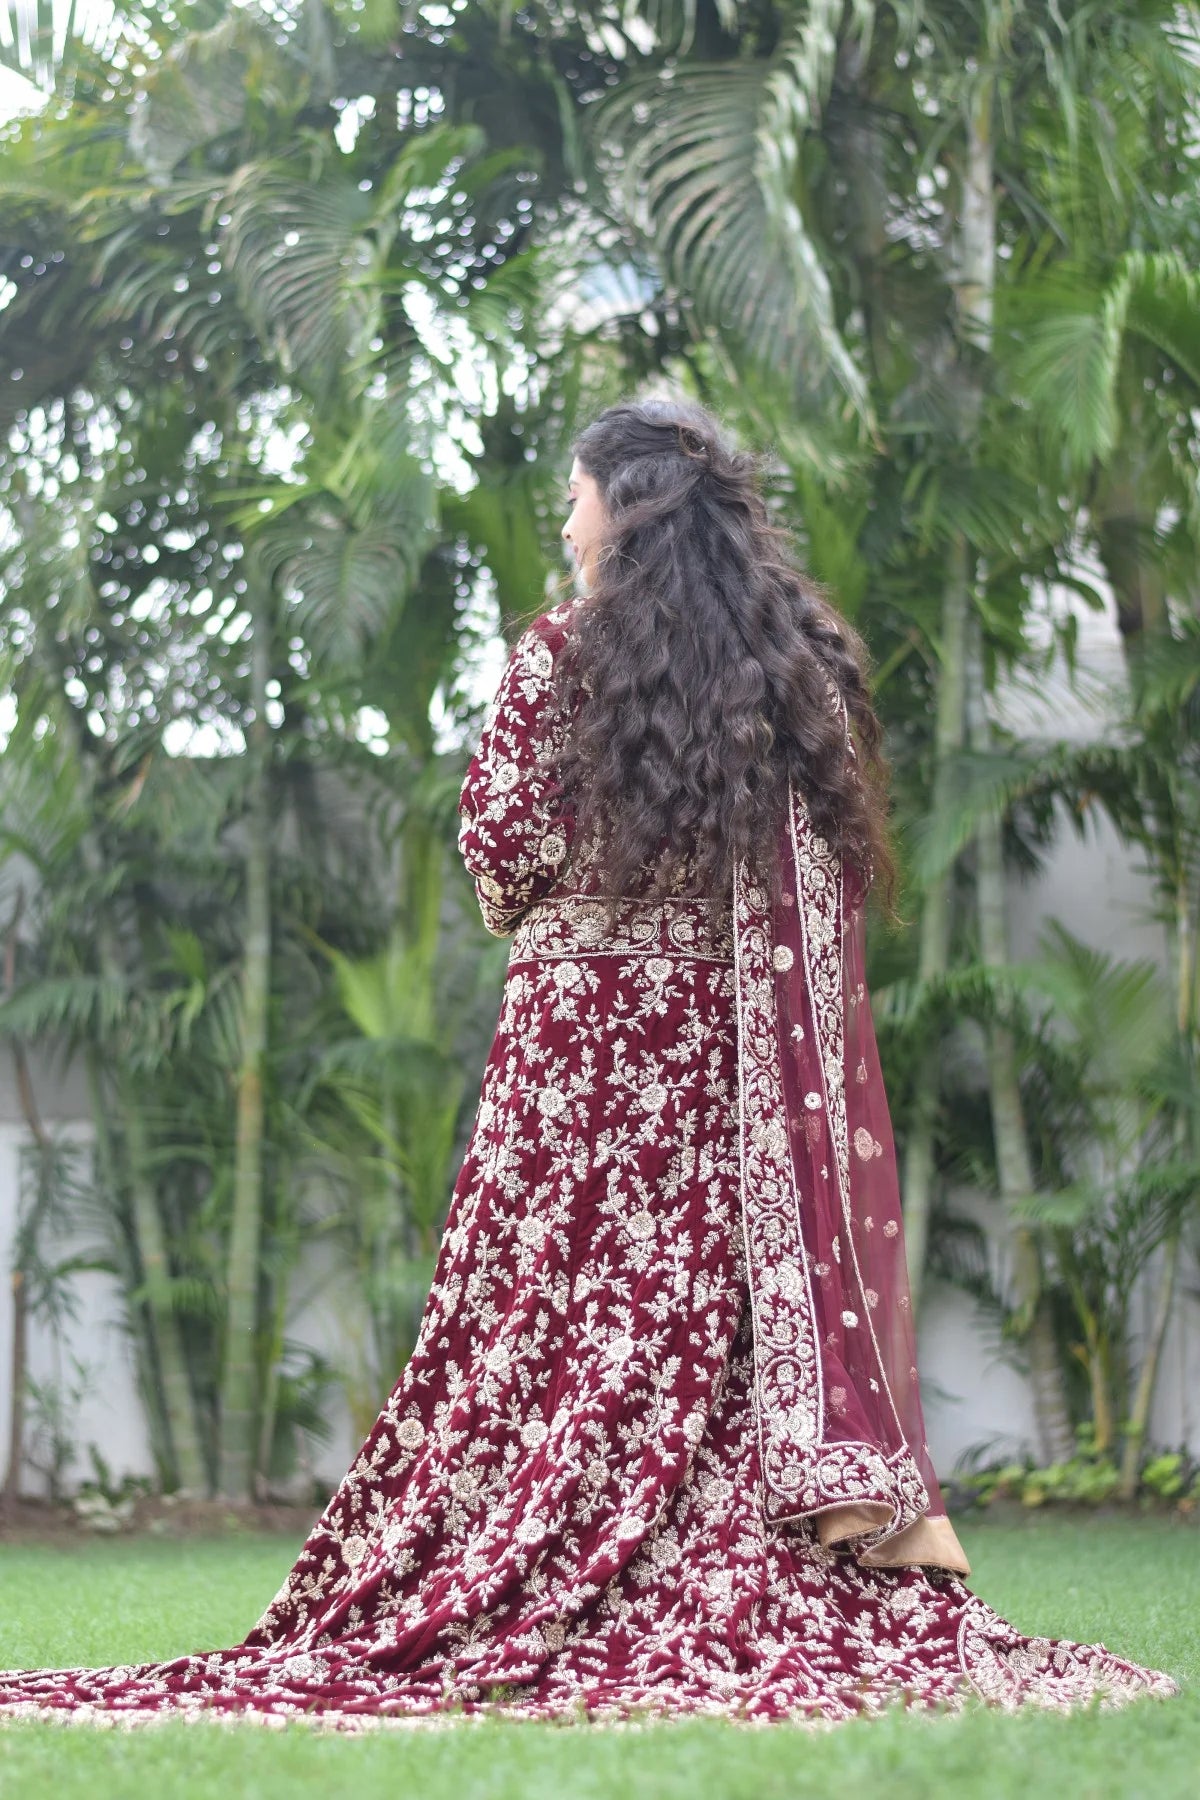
677, 424, 709, 465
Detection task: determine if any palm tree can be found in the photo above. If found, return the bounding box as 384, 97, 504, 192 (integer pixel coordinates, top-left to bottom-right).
912, 609, 1200, 1460
0, 656, 213, 1490
0, 0, 536, 1490
1, 0, 613, 1495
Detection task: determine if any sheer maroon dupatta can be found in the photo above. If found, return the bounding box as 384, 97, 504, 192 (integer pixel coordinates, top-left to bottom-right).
731, 716, 970, 1575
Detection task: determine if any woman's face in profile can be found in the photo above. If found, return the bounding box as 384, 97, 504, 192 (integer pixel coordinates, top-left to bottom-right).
561, 457, 608, 590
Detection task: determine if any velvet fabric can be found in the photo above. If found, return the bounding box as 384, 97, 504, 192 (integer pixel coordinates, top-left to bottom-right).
0, 600, 1176, 1730
733, 753, 967, 1575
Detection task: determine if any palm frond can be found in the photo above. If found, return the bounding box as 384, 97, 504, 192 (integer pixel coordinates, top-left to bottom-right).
907, 745, 1044, 888
0, 974, 131, 1042
323, 0, 404, 50
1020, 920, 1173, 1089
1119, 251, 1200, 393
587, 33, 872, 423
1002, 252, 1200, 473
0, 0, 108, 94
128, 10, 256, 174
1014, 1178, 1105, 1230
214, 121, 486, 398
905, 720, 1195, 895
249, 431, 437, 671
129, 1270, 222, 1321
613, 0, 741, 54
218, 161, 378, 395
1005, 301, 1120, 470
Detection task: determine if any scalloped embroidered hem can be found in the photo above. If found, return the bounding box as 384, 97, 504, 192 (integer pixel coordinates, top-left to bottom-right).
0, 1664, 1179, 1733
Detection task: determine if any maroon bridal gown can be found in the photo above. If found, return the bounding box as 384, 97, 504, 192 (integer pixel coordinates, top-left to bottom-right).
0, 599, 1177, 1730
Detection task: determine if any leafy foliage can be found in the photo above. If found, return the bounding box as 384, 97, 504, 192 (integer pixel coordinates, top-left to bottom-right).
1, 0, 1198, 1498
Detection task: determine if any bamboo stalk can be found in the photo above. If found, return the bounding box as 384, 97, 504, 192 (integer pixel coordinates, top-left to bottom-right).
1119, 1229, 1181, 1498
2, 906, 32, 1511
218, 583, 274, 1501
1119, 881, 1197, 1496
966, 608, 1076, 1463
120, 1086, 208, 1492
83, 1048, 174, 1484
58, 706, 208, 1492
902, 539, 969, 1314
901, 77, 998, 1312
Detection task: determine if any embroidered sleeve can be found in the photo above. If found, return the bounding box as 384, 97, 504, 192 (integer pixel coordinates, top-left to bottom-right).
456, 613, 574, 936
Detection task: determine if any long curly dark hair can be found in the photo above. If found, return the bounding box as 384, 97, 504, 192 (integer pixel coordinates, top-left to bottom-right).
544, 396, 898, 930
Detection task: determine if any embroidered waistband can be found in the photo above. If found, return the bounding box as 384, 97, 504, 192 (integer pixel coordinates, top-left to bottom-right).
509, 892, 735, 963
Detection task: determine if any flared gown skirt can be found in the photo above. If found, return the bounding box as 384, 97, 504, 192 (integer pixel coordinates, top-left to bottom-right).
0, 893, 1178, 1728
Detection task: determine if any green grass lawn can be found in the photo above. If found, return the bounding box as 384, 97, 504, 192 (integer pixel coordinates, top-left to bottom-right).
0, 1514, 1194, 1800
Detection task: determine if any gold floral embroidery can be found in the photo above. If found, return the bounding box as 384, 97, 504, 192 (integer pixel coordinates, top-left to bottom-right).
0, 604, 1174, 1731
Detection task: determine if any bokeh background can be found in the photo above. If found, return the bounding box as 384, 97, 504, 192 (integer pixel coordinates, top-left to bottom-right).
0, 0, 1197, 1519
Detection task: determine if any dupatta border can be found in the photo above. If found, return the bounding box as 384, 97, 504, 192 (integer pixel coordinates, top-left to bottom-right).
732, 778, 930, 1547
786, 783, 911, 1450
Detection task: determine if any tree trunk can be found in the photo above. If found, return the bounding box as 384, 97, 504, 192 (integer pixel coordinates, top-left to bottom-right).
254, 1224, 297, 1498
1093, 384, 1195, 1491
59, 705, 207, 1492
1, 907, 202, 1508
2, 1268, 25, 1512
950, 78, 1072, 1459
120, 1086, 208, 1492
1119, 1229, 1181, 1498
1093, 416, 1168, 648
901, 79, 1000, 1312
1119, 881, 1197, 1497
901, 531, 969, 1314
2, 909, 33, 1510
218, 591, 274, 1501
89, 892, 208, 1492
1088, 1327, 1114, 1457
254, 1299, 284, 1502
83, 1049, 174, 1485
965, 607, 1076, 1464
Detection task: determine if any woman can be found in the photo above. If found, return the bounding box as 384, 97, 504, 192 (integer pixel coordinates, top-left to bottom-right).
0, 398, 1177, 1730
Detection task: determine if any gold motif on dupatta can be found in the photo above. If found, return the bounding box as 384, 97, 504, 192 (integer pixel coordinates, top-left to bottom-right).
732, 780, 931, 1547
